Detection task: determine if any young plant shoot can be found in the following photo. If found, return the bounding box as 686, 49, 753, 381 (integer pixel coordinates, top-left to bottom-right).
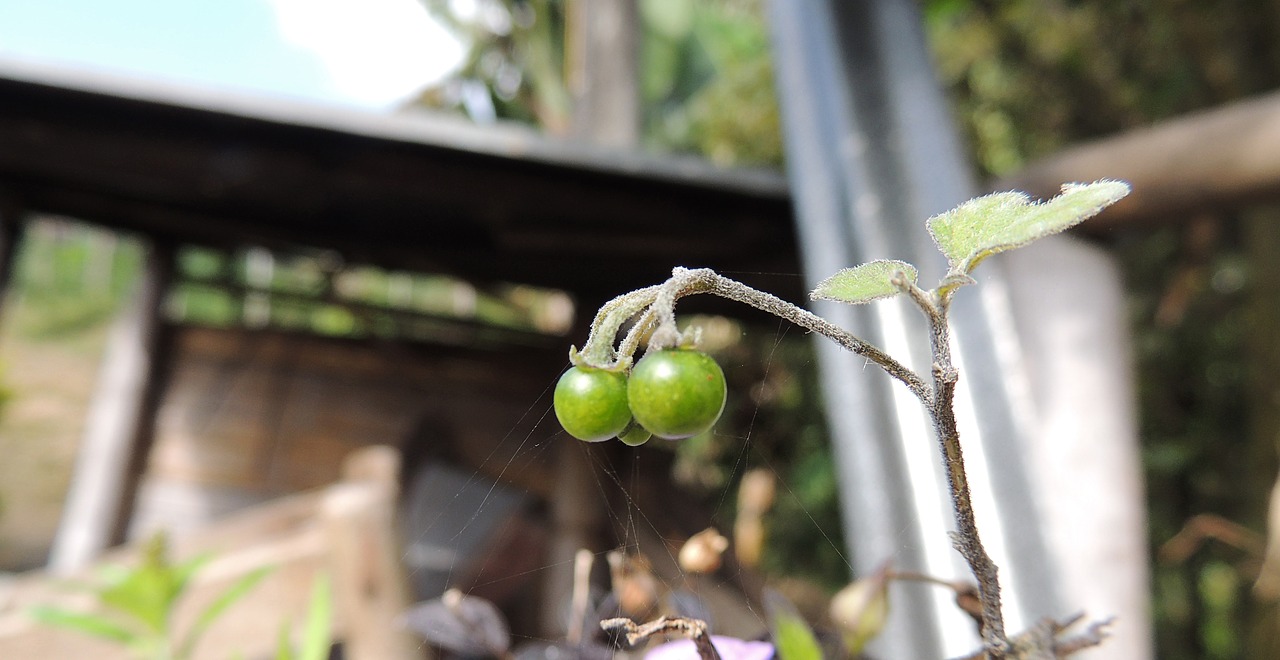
554, 180, 1130, 659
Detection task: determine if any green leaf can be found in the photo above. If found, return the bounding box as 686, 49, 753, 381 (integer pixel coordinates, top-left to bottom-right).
763, 588, 823, 660
28, 605, 140, 645
275, 621, 295, 660
810, 260, 918, 305
298, 574, 333, 660
927, 180, 1130, 277
97, 533, 198, 636
98, 563, 175, 635
176, 565, 273, 659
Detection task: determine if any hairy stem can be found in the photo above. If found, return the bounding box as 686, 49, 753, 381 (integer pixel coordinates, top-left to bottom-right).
911, 285, 1008, 657
653, 268, 932, 403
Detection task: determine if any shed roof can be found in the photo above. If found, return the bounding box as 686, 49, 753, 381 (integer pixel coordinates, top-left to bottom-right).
0, 58, 801, 304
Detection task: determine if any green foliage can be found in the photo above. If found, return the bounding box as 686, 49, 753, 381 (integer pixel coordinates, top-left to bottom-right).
413, 0, 782, 166
763, 588, 823, 660
811, 181, 1128, 303
0, 362, 11, 420
925, 0, 1280, 178
30, 532, 272, 660
1119, 223, 1257, 659
640, 0, 782, 166
927, 180, 1130, 283
274, 574, 333, 660
810, 259, 918, 305
12, 222, 143, 340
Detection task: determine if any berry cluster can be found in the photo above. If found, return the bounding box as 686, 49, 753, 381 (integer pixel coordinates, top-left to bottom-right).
553, 348, 726, 446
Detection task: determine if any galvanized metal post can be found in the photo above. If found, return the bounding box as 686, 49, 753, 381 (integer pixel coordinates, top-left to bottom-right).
769, 1, 1065, 656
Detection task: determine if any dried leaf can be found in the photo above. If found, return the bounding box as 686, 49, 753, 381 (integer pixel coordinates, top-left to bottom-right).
400, 589, 510, 656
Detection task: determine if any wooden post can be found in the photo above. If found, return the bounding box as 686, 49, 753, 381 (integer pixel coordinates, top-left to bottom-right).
566, 0, 640, 148
0, 198, 23, 327
541, 0, 642, 637
48, 240, 175, 573
322, 448, 422, 660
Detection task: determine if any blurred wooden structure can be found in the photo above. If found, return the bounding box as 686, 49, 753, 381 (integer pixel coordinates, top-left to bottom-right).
0, 55, 798, 569
0, 446, 420, 660
0, 52, 796, 648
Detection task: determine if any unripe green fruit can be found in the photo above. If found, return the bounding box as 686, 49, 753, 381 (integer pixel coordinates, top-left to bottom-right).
617, 422, 652, 447
627, 349, 726, 440
553, 366, 632, 442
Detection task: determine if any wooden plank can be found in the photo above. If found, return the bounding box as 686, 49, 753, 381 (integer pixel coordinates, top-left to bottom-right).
47, 241, 175, 573
999, 90, 1280, 232
322, 484, 422, 660
0, 446, 421, 660
0, 489, 329, 660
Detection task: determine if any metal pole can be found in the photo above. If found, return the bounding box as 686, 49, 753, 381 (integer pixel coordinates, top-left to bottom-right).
768, 1, 1062, 655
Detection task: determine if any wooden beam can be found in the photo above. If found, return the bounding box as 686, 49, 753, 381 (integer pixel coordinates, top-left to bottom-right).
567, 0, 640, 146
998, 91, 1280, 233
0, 61, 798, 304
48, 241, 175, 573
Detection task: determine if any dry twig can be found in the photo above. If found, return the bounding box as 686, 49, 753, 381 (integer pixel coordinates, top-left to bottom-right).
600, 615, 722, 660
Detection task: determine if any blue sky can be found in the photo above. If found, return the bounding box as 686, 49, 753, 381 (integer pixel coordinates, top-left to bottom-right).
0, 0, 463, 109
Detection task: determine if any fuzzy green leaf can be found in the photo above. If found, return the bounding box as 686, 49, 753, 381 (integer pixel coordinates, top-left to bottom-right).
927, 180, 1130, 277
810, 260, 918, 305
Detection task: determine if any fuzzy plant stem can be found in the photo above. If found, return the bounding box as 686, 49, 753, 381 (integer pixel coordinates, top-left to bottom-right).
903, 279, 1008, 657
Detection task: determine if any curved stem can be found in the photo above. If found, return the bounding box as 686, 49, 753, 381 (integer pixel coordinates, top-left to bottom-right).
652, 268, 932, 404
577, 285, 662, 367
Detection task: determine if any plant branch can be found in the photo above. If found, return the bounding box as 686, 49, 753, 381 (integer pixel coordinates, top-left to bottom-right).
914, 290, 1008, 656
953, 614, 1113, 660
576, 268, 930, 404
654, 268, 932, 404
600, 616, 722, 660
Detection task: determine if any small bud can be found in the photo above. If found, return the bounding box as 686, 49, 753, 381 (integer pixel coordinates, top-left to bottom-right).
737, 468, 777, 514
733, 517, 766, 569
735, 469, 775, 568
679, 527, 730, 574
829, 562, 891, 655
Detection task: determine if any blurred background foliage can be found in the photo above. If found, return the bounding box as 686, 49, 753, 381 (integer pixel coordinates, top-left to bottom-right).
412, 0, 782, 166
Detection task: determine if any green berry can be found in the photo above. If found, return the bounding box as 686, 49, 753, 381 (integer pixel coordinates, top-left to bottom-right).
627, 349, 726, 440
553, 366, 632, 442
